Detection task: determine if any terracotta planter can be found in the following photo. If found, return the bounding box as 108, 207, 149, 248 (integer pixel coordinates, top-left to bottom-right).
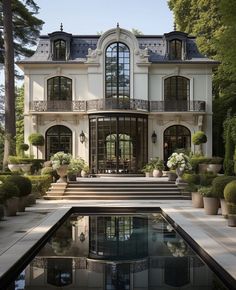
220, 198, 228, 218
228, 214, 236, 227
203, 197, 219, 215
18, 196, 28, 212
27, 193, 36, 206
4, 197, 19, 216
198, 164, 208, 173
191, 192, 204, 208
0, 204, 4, 220
153, 169, 163, 177
56, 165, 68, 183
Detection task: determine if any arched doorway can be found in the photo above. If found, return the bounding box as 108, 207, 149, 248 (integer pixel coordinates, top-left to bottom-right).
46, 125, 72, 160
164, 125, 191, 163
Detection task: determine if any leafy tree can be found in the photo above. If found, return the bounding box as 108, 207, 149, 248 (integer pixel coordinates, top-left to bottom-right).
131, 28, 143, 35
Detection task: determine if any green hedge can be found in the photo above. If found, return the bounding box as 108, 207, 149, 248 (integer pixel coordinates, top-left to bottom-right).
28, 175, 52, 196
6, 175, 32, 197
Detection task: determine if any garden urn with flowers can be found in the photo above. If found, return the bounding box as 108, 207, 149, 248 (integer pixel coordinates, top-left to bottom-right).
167, 152, 192, 185
51, 152, 72, 183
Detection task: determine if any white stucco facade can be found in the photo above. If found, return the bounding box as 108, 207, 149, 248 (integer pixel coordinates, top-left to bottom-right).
18, 26, 217, 175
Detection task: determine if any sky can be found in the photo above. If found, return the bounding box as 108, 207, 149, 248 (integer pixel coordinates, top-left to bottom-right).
0, 0, 173, 86
36, 0, 174, 35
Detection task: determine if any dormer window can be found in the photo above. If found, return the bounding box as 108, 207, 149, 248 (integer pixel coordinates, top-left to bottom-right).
169, 39, 182, 60
53, 39, 66, 60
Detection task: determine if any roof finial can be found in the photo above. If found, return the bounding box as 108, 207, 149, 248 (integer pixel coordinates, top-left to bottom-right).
60, 23, 63, 32
173, 21, 177, 31
117, 22, 119, 28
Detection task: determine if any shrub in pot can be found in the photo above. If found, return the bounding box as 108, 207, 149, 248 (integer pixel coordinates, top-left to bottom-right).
150, 157, 164, 177
0, 182, 20, 216
6, 175, 32, 212
28, 133, 45, 159
67, 157, 85, 181
199, 186, 219, 215
192, 131, 207, 155
8, 156, 21, 173
142, 163, 153, 177
224, 180, 236, 227
212, 176, 236, 217
187, 183, 203, 208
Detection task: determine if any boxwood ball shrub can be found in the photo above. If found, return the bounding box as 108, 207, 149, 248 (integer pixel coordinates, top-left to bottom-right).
0, 182, 20, 200
192, 131, 207, 145
212, 176, 236, 199
224, 180, 236, 204
6, 175, 32, 197
28, 133, 45, 146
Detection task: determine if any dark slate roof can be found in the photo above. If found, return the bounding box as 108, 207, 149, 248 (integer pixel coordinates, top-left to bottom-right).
18, 31, 218, 65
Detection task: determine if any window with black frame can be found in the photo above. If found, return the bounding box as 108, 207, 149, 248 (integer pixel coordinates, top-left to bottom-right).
47, 76, 72, 110
169, 39, 182, 60
105, 42, 130, 109
164, 76, 190, 111
53, 39, 66, 60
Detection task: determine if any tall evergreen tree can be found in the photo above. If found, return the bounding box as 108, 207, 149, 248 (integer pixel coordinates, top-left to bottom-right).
1, 0, 43, 169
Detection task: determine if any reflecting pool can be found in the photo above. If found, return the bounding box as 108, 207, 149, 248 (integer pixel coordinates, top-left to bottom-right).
6, 213, 229, 289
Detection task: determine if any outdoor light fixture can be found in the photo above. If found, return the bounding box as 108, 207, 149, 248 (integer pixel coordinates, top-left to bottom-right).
151, 131, 157, 144
79, 232, 85, 242
80, 130, 85, 144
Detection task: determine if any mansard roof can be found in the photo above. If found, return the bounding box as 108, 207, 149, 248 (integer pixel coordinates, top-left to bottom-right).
17, 28, 218, 65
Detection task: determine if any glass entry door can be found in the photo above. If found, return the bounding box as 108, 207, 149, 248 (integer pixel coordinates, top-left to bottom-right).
89, 114, 147, 174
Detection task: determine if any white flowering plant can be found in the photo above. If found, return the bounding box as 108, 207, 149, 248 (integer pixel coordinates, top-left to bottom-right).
51, 152, 72, 170
167, 152, 192, 171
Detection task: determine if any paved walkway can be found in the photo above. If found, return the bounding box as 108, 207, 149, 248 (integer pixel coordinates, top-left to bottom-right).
0, 198, 236, 289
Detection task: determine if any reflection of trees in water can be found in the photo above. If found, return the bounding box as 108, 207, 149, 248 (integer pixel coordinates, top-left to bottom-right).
49, 220, 72, 255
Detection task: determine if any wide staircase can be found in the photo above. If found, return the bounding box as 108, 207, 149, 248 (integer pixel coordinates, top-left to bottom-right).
45, 177, 189, 200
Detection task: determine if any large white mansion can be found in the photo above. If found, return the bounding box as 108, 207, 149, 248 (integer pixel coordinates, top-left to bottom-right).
18, 25, 217, 175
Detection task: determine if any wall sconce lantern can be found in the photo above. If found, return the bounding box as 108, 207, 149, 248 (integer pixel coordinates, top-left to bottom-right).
79, 232, 85, 242
151, 131, 157, 144
80, 130, 85, 144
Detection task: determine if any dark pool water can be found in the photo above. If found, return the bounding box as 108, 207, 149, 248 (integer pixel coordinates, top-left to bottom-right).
6, 212, 230, 289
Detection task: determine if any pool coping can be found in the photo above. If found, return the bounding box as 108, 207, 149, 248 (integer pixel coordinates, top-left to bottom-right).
0, 205, 235, 289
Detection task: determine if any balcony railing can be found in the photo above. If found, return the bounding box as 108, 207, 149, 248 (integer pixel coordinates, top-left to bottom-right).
150, 100, 206, 112
30, 99, 206, 113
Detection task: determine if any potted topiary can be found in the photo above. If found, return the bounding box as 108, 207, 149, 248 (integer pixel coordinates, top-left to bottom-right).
212, 176, 236, 217
198, 186, 219, 215
18, 143, 29, 157
192, 131, 207, 155
224, 180, 236, 227
207, 157, 223, 174
81, 164, 89, 178
0, 181, 20, 216
67, 157, 85, 181
6, 175, 32, 212
28, 133, 45, 158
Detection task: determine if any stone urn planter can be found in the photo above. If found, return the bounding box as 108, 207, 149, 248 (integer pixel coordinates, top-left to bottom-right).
207, 164, 222, 174
56, 165, 69, 183
191, 192, 204, 208
8, 164, 21, 172
4, 197, 19, 216
203, 197, 219, 215
175, 168, 185, 185
20, 163, 32, 174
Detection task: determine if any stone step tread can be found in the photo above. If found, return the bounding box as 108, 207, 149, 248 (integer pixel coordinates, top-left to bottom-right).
66, 187, 180, 191
44, 195, 187, 200
64, 191, 181, 195
68, 182, 176, 186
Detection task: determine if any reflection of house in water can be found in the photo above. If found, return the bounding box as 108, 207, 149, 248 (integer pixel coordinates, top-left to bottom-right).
24, 214, 218, 289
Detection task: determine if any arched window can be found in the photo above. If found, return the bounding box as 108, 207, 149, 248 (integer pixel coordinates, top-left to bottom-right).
169, 39, 182, 60
105, 42, 130, 101
164, 125, 191, 162
46, 125, 72, 160
53, 39, 66, 60
47, 76, 72, 101
164, 76, 190, 111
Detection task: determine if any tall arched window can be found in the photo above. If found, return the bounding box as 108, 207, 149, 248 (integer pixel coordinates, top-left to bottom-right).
105, 42, 130, 101
169, 39, 182, 60
47, 76, 72, 101
53, 39, 66, 60
46, 125, 72, 160
164, 76, 190, 111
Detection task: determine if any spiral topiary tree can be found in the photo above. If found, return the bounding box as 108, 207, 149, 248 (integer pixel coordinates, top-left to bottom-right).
28, 133, 45, 159
192, 131, 207, 155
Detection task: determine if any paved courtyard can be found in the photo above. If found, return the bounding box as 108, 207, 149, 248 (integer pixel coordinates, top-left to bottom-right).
0, 197, 236, 288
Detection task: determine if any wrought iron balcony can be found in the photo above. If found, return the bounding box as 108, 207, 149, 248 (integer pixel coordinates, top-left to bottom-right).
30, 99, 206, 113
86, 98, 149, 111
30, 100, 86, 112
150, 100, 206, 112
